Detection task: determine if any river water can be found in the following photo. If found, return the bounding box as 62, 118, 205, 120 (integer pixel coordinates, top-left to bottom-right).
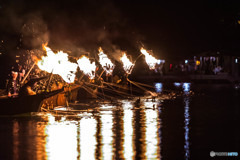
0, 82, 239, 160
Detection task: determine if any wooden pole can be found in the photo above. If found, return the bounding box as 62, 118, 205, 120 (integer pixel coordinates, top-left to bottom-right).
46, 69, 54, 91
20, 63, 36, 86
78, 74, 85, 82
98, 70, 105, 80
133, 54, 143, 65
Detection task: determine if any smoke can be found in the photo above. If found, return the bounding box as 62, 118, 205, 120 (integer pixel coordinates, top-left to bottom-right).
0, 0, 145, 60
0, 1, 49, 50
20, 15, 49, 49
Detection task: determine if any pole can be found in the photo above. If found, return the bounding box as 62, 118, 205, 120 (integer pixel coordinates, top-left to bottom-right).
98, 70, 105, 80
133, 54, 143, 65
46, 69, 54, 91
20, 63, 36, 86
78, 74, 85, 82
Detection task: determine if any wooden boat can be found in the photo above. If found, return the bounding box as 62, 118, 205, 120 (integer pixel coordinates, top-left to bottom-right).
0, 88, 64, 115
41, 84, 82, 110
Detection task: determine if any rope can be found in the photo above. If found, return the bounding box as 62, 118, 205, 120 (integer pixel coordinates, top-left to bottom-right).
127, 78, 149, 92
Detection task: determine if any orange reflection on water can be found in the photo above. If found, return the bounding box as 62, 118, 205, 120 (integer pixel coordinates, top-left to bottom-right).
144, 101, 161, 159
100, 110, 114, 160
13, 121, 19, 160
11, 99, 163, 160
133, 108, 147, 159
80, 116, 97, 160
13, 119, 48, 160
122, 100, 134, 159
45, 114, 78, 160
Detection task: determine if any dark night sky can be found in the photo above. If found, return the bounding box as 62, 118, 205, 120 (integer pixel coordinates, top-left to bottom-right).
1, 0, 240, 62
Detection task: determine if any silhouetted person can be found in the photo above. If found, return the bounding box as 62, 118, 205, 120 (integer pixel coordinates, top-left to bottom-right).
6, 71, 20, 97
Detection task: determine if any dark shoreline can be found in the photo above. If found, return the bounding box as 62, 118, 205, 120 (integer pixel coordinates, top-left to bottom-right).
133, 74, 240, 84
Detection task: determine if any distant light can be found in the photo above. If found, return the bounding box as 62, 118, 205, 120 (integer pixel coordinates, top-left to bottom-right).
183, 83, 191, 92
157, 59, 165, 65
235, 58, 238, 64
155, 83, 163, 93
196, 60, 200, 65
185, 60, 188, 64
174, 82, 181, 87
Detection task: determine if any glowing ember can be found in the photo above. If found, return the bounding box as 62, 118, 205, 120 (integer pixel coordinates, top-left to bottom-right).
77, 56, 96, 79
37, 45, 78, 83
98, 47, 115, 75
140, 48, 158, 70
120, 53, 134, 74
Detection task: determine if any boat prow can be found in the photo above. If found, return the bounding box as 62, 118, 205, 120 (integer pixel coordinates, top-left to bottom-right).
0, 88, 64, 115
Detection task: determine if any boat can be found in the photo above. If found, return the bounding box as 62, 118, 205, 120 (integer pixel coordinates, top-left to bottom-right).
0, 88, 64, 115
41, 84, 82, 110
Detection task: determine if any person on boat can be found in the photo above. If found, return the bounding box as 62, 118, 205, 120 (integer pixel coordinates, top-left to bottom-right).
6, 71, 20, 97
17, 64, 26, 82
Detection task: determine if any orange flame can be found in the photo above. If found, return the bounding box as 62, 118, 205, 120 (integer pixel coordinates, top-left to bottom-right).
98, 47, 115, 75
120, 53, 134, 74
37, 45, 78, 83
77, 56, 96, 79
140, 48, 158, 70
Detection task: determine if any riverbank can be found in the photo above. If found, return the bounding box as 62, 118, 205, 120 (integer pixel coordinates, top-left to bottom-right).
135, 73, 240, 84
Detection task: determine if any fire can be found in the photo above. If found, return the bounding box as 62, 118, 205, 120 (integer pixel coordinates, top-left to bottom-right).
98, 47, 115, 75
77, 56, 96, 79
120, 53, 134, 74
140, 48, 158, 70
37, 45, 78, 83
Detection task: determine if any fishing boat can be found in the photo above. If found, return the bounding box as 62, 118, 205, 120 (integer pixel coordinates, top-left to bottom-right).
0, 88, 64, 115
41, 84, 81, 110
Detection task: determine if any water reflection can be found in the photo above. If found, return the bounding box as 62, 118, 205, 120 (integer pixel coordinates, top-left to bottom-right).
80, 117, 97, 160
13, 121, 19, 160
133, 107, 147, 159
155, 83, 163, 93
144, 104, 160, 159
45, 115, 78, 160
184, 97, 190, 160
183, 82, 191, 160
101, 110, 113, 160
9, 82, 198, 160
122, 100, 134, 159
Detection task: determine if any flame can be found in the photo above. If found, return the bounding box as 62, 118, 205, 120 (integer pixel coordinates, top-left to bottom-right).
120, 53, 134, 74
77, 56, 96, 79
140, 48, 158, 70
37, 45, 78, 83
98, 47, 115, 75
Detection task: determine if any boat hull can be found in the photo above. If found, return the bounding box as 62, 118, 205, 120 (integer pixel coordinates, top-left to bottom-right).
41, 85, 81, 110
0, 89, 64, 115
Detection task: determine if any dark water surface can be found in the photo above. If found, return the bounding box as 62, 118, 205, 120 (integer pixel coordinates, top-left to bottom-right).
0, 83, 239, 160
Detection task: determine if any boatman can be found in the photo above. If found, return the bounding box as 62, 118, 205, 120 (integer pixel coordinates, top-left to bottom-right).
6, 71, 20, 97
